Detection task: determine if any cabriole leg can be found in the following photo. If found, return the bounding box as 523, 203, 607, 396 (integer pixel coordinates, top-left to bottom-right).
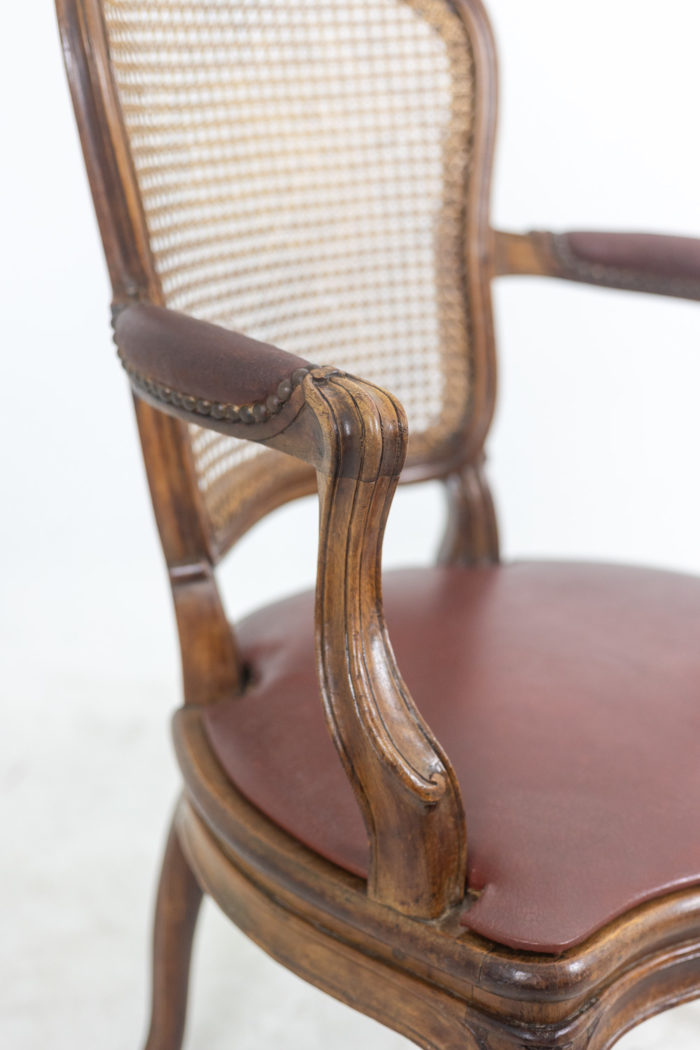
143, 814, 203, 1050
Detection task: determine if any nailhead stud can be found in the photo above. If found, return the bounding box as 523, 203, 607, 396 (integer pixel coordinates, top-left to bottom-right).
277, 378, 292, 401
119, 354, 319, 427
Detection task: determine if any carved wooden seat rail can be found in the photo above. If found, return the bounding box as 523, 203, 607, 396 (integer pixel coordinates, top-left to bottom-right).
56, 0, 700, 1047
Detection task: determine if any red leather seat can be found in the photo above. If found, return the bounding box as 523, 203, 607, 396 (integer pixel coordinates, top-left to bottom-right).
202, 562, 700, 954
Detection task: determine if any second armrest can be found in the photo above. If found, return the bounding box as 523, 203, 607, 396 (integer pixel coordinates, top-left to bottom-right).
493, 229, 700, 301
114, 303, 315, 429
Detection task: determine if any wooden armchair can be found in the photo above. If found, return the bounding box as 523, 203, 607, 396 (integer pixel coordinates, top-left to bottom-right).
56, 0, 700, 1047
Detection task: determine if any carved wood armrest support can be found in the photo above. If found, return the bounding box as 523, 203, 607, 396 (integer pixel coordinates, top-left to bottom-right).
114, 303, 467, 920
493, 229, 700, 302
307, 373, 466, 919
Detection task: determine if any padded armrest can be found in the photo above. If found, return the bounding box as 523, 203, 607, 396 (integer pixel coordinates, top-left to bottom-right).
493, 229, 700, 301
114, 304, 314, 427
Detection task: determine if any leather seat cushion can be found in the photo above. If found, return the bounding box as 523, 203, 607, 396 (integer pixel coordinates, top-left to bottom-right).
202, 562, 700, 953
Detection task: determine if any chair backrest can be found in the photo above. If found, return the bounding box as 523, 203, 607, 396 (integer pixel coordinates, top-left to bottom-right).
59, 0, 498, 561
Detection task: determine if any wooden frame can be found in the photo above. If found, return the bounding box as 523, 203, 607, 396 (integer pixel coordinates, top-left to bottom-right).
175, 713, 700, 1050
55, 0, 700, 1046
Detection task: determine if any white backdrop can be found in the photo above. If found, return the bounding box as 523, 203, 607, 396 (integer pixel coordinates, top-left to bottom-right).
2, 2, 700, 1048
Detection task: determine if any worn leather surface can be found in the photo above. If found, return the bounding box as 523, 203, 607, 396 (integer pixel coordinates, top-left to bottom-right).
554, 231, 700, 299
202, 562, 700, 953
114, 304, 311, 405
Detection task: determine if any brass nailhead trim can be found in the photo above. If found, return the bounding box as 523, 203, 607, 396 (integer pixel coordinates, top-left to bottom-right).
117, 349, 314, 424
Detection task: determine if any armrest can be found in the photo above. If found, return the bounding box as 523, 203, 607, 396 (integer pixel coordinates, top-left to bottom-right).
493, 229, 700, 301
114, 303, 466, 919
114, 303, 316, 431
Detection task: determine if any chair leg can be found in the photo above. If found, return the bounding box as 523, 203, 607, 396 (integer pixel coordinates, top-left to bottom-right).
143, 816, 203, 1050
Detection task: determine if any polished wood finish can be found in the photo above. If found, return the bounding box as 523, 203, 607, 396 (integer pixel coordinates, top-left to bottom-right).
144, 815, 203, 1050
307, 373, 466, 916
492, 229, 559, 279
54, 0, 700, 1046
438, 458, 500, 566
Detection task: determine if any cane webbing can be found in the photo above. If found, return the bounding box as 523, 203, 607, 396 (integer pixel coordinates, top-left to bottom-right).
103, 0, 475, 549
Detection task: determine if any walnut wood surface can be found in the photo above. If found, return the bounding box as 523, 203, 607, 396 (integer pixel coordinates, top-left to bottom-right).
307, 373, 466, 916
144, 815, 202, 1050
438, 458, 500, 566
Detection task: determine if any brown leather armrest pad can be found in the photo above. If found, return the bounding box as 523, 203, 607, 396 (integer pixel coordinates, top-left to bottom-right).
551, 231, 700, 300
494, 229, 700, 301
114, 304, 313, 421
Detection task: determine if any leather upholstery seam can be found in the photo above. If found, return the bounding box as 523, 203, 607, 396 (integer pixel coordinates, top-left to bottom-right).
117, 348, 315, 424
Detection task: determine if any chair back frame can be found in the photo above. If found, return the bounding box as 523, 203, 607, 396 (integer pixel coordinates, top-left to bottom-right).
57, 0, 501, 559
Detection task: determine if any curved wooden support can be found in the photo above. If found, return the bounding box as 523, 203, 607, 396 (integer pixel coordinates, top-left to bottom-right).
143, 815, 203, 1050
438, 458, 500, 566
304, 371, 467, 918
177, 800, 476, 1050
169, 561, 243, 705
175, 781, 700, 1050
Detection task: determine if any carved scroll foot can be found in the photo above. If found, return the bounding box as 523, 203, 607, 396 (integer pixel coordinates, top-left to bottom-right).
143, 814, 203, 1050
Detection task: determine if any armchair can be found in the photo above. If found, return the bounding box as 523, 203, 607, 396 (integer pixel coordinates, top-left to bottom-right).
56, 0, 700, 1048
